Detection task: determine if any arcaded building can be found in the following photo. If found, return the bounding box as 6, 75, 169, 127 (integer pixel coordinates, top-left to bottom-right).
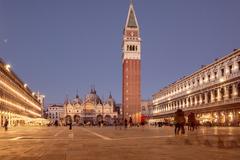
152, 49, 240, 126
64, 89, 118, 125
122, 1, 141, 123
0, 58, 44, 126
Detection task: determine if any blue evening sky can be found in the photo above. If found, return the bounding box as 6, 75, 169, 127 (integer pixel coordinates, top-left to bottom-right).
0, 0, 240, 105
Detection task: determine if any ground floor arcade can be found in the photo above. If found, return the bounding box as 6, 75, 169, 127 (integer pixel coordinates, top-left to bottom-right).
150, 104, 240, 126
0, 111, 49, 127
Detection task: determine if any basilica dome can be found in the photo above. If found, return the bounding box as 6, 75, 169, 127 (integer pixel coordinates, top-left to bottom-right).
106, 93, 116, 106
73, 94, 82, 105
85, 89, 102, 105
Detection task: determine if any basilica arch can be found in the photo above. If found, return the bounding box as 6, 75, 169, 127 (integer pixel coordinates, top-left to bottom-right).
74, 115, 80, 124
105, 115, 112, 125
65, 115, 72, 124
97, 115, 103, 122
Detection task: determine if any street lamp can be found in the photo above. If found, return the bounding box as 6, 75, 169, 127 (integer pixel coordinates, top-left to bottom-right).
5, 64, 11, 72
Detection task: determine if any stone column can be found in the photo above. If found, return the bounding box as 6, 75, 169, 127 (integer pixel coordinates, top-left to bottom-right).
204, 92, 208, 104
211, 90, 215, 103
189, 96, 192, 107
186, 98, 189, 107
232, 83, 238, 98
217, 88, 221, 101
194, 95, 197, 106
224, 86, 229, 100
199, 94, 203, 105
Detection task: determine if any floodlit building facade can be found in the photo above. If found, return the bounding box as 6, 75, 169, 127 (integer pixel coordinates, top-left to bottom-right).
64, 89, 118, 125
152, 49, 240, 126
0, 58, 45, 127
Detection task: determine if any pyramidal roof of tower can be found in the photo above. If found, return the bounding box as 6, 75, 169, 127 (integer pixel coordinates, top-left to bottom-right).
125, 1, 139, 28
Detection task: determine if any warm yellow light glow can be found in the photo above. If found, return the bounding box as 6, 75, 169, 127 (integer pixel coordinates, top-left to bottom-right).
0, 97, 41, 117
0, 80, 41, 111
24, 83, 28, 88
234, 66, 238, 70
238, 112, 240, 114
32, 92, 35, 96
219, 78, 225, 82
187, 90, 191, 94
5, 64, 11, 71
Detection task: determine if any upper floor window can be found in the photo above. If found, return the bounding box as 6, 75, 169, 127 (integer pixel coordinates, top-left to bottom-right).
221, 68, 225, 76
214, 72, 217, 79
208, 74, 211, 82
229, 65, 233, 74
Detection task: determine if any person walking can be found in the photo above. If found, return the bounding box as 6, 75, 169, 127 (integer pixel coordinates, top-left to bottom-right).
4, 119, 9, 131
124, 118, 128, 129
69, 118, 72, 130
129, 117, 133, 128
113, 118, 117, 129
188, 112, 196, 131
174, 109, 186, 135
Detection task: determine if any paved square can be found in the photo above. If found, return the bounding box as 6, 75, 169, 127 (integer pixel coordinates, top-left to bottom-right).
0, 126, 240, 160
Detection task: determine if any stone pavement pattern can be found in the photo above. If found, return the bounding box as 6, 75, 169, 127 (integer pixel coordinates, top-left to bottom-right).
0, 126, 240, 160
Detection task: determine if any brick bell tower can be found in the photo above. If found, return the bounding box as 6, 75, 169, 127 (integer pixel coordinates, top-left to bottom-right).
122, 0, 141, 123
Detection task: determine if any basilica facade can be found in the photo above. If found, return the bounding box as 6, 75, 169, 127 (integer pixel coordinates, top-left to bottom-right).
63, 89, 118, 125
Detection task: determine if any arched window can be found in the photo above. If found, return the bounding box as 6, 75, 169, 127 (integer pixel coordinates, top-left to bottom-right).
229, 85, 233, 99
220, 88, 224, 100
214, 90, 218, 101
133, 45, 135, 51
196, 95, 199, 104
202, 93, 205, 104
207, 92, 211, 103
238, 83, 240, 97
127, 45, 129, 51
136, 46, 138, 51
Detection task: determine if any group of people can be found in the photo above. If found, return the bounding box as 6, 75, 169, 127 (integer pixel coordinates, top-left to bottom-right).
113, 117, 145, 129
174, 109, 197, 135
